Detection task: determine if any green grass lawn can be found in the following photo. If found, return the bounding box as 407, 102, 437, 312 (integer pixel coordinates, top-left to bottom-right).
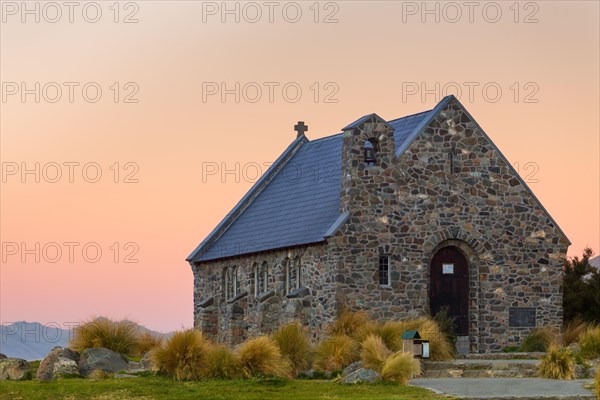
0, 376, 449, 400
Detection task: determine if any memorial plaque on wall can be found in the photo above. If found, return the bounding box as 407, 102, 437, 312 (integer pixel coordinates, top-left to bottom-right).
509, 307, 536, 327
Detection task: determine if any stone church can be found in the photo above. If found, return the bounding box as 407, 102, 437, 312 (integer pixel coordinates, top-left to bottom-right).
187, 95, 570, 353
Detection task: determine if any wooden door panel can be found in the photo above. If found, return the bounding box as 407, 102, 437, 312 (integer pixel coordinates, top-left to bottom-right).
430, 246, 469, 336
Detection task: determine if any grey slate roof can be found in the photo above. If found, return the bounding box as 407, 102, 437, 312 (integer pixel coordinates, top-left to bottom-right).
187, 107, 435, 263
187, 94, 571, 263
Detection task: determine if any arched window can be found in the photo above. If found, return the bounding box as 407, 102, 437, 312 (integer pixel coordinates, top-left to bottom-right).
253, 263, 260, 296
286, 257, 302, 293
364, 138, 378, 166
232, 266, 240, 297
224, 268, 232, 299
261, 261, 269, 293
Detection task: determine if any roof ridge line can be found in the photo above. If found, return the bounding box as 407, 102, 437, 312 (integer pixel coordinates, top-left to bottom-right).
387, 108, 433, 124
186, 135, 309, 262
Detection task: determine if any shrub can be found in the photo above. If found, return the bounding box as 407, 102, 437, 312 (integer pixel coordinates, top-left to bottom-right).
361, 334, 391, 372
314, 335, 360, 371
135, 331, 163, 356
579, 325, 600, 360
272, 322, 312, 375
380, 351, 421, 384
330, 311, 373, 338
563, 318, 588, 346
203, 344, 241, 379
538, 346, 575, 380
70, 317, 137, 356
377, 321, 409, 352
237, 336, 291, 378
520, 327, 556, 352
433, 306, 457, 346
152, 329, 210, 381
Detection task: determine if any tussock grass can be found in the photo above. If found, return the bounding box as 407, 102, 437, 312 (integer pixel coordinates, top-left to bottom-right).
237, 336, 291, 378
272, 322, 312, 376
579, 325, 600, 360
538, 346, 575, 380
152, 329, 211, 381
203, 344, 242, 379
135, 331, 163, 356
563, 319, 589, 346
330, 311, 373, 338
380, 351, 421, 384
377, 321, 409, 352
521, 327, 557, 352
360, 334, 391, 373
70, 317, 138, 356
314, 335, 360, 371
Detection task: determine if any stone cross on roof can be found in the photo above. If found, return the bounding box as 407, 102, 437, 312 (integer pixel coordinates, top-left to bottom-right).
294, 121, 308, 138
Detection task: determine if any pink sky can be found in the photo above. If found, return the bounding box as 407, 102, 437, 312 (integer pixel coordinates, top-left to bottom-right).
1, 1, 598, 333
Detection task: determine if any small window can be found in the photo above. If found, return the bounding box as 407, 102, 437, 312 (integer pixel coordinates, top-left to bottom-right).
226, 265, 239, 299
286, 257, 301, 293
364, 139, 378, 166
260, 261, 268, 293
253, 263, 260, 296
379, 256, 390, 286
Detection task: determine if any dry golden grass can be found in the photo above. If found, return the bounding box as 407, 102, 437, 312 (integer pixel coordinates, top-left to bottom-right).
272, 322, 313, 376
237, 336, 291, 378
380, 351, 421, 384
406, 317, 454, 361
152, 329, 211, 381
135, 332, 163, 356
70, 317, 138, 356
202, 344, 242, 379
314, 334, 360, 371
376, 321, 410, 352
563, 319, 589, 346
579, 325, 600, 360
521, 327, 557, 352
361, 334, 391, 373
329, 311, 374, 338
538, 345, 575, 380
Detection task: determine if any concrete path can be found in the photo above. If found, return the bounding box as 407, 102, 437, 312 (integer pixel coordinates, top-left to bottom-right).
410, 378, 596, 399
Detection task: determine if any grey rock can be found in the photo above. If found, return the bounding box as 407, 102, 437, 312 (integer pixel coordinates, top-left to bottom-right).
36, 347, 80, 381
340, 367, 381, 384
0, 353, 7, 359
78, 348, 128, 377
0, 358, 31, 380
341, 361, 362, 378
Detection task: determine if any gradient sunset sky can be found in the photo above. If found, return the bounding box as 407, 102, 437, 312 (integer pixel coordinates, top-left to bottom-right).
1, 1, 598, 333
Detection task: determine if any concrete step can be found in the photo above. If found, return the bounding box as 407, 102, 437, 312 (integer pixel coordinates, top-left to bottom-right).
459, 352, 545, 360
422, 359, 540, 378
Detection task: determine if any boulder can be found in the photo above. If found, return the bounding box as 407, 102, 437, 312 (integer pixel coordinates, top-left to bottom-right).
78, 348, 128, 377
341, 362, 362, 378
36, 347, 80, 381
340, 367, 381, 384
0, 358, 31, 380
0, 353, 7, 359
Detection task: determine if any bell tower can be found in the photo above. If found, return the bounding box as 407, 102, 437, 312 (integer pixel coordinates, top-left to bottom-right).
339, 113, 396, 213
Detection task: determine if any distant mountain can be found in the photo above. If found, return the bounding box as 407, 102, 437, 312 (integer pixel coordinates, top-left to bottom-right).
0, 321, 171, 361
0, 322, 70, 361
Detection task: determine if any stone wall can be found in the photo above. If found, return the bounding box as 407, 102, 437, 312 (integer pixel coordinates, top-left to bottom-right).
191, 243, 338, 344
331, 98, 568, 352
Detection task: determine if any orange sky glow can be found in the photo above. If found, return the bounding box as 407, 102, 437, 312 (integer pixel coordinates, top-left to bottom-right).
1, 1, 598, 332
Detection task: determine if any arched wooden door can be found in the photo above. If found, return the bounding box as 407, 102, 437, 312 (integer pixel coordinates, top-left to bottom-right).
429, 246, 469, 336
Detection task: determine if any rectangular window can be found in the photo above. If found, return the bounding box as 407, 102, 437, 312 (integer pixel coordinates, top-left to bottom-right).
379, 256, 390, 286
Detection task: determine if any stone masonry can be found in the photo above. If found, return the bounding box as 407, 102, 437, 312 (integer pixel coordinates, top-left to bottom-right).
189, 97, 569, 352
